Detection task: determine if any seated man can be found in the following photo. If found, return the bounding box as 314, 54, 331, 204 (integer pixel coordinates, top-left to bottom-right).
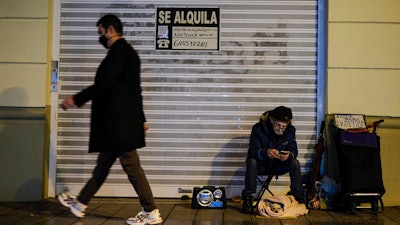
242, 106, 304, 213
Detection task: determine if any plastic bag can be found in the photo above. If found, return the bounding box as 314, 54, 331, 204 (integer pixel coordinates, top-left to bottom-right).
309, 175, 338, 210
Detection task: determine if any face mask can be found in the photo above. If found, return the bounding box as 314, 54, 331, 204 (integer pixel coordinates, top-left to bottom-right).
98, 35, 108, 49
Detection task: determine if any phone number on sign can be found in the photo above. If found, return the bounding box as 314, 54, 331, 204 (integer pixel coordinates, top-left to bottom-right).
173, 40, 208, 48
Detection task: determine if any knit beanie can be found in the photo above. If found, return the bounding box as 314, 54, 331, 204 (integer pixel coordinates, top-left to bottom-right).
269, 106, 293, 123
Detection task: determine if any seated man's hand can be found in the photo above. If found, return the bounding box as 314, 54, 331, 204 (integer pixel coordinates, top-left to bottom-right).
267, 148, 280, 159
278, 152, 290, 161
267, 148, 290, 161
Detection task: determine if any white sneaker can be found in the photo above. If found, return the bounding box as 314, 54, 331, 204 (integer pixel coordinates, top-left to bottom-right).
58, 193, 75, 208
58, 192, 87, 218
126, 209, 163, 225
69, 199, 87, 218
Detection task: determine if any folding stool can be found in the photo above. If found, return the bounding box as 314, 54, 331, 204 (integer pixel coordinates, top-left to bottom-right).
253, 174, 277, 211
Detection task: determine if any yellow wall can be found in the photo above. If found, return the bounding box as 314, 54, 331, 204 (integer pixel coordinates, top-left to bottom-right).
327, 0, 400, 116
327, 0, 400, 206
0, 0, 50, 107
0, 0, 50, 201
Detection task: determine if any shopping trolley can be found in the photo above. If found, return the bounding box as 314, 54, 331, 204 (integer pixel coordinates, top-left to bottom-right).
335, 118, 385, 213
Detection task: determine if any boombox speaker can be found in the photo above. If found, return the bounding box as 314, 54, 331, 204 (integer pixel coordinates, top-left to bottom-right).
191, 186, 227, 209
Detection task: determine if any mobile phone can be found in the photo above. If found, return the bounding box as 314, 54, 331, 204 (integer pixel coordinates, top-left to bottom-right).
279, 151, 289, 155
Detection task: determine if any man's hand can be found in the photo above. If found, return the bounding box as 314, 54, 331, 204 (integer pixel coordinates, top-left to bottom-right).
278, 151, 290, 161
267, 148, 289, 161
267, 148, 279, 159
61, 96, 75, 110
144, 123, 149, 136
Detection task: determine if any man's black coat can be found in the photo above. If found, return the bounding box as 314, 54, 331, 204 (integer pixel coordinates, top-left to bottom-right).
73, 38, 146, 152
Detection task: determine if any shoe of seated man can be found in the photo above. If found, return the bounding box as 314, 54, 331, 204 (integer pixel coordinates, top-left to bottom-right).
126, 208, 163, 225
287, 190, 305, 204
58, 192, 87, 218
241, 195, 254, 214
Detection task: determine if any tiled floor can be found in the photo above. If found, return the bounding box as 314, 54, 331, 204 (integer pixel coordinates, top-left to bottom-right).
0, 197, 399, 225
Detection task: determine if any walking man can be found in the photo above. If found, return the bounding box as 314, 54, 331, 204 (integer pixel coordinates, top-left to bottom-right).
58, 14, 162, 225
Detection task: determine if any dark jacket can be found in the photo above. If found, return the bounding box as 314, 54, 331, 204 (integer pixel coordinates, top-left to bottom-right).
73, 38, 146, 152
247, 110, 298, 161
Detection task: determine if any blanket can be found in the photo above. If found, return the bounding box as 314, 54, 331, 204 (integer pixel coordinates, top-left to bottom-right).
258, 195, 309, 218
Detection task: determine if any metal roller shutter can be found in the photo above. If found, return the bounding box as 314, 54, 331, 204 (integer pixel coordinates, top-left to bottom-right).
57, 0, 318, 198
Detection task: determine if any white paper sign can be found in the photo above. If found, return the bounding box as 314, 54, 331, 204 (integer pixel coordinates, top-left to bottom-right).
334, 114, 366, 129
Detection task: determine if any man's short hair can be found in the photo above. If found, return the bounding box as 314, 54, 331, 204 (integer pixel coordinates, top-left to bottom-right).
97, 14, 123, 34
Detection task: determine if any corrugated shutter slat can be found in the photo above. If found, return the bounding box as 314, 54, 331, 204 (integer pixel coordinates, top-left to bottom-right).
57, 0, 317, 198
